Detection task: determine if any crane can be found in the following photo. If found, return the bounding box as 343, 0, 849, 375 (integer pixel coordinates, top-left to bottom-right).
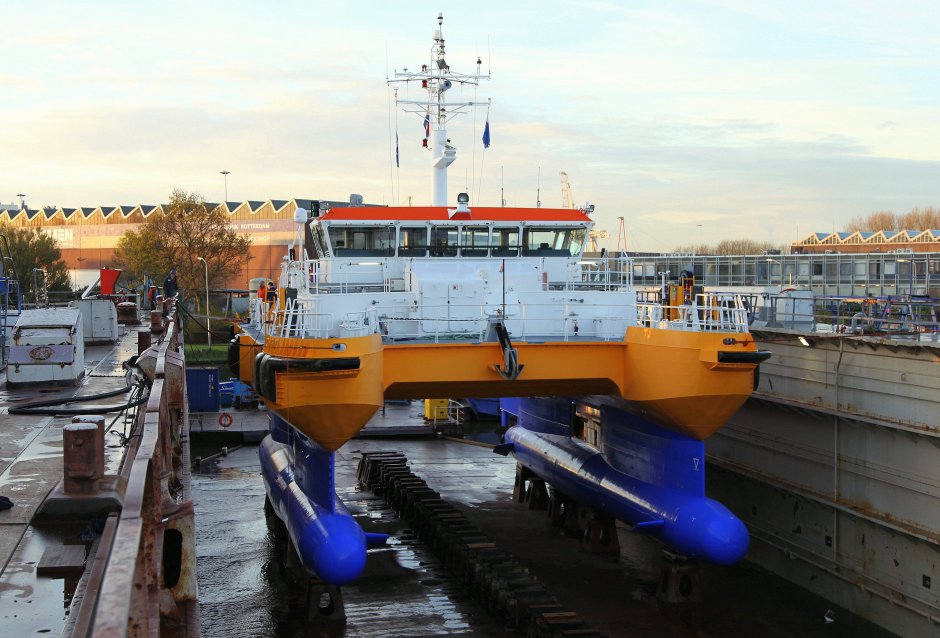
562, 171, 608, 253
588, 229, 609, 253
559, 171, 575, 209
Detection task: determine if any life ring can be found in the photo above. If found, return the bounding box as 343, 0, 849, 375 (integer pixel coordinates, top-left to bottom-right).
218, 413, 233, 428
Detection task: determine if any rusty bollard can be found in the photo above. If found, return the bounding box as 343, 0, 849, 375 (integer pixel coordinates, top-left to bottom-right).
71, 415, 106, 476
151, 309, 163, 334
63, 423, 102, 495
138, 330, 152, 354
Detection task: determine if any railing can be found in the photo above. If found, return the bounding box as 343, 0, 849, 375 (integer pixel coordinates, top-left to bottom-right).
259, 294, 759, 341
286, 255, 634, 295
744, 292, 940, 339
69, 300, 200, 637
256, 292, 640, 342
636, 294, 751, 333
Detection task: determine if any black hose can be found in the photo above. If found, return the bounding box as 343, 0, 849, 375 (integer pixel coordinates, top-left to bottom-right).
9, 393, 151, 416
7, 357, 149, 416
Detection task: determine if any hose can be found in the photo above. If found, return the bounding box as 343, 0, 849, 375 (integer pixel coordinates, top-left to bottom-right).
8, 357, 150, 416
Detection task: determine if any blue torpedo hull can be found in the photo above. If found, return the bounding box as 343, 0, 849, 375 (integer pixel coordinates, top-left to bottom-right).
259, 414, 387, 585
499, 397, 749, 564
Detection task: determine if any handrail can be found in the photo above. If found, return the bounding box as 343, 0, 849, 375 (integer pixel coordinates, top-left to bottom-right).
72, 299, 200, 637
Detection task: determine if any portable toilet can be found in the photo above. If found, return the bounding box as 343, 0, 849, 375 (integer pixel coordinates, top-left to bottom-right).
7, 307, 85, 388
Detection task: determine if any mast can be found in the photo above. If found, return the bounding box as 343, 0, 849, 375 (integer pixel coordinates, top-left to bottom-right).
390, 13, 490, 206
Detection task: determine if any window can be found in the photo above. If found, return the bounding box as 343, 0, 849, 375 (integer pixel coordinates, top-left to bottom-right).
461, 226, 489, 256
328, 225, 395, 256
399, 226, 428, 257
522, 226, 586, 256
430, 225, 458, 257
492, 227, 520, 257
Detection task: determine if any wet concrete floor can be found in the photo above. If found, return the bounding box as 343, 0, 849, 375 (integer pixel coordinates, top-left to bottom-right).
0, 332, 145, 636
194, 432, 897, 638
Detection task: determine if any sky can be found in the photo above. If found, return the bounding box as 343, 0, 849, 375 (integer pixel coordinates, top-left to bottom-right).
1, 0, 938, 252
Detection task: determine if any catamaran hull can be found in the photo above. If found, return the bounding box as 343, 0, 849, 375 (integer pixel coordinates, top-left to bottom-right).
259, 434, 368, 585
500, 398, 749, 564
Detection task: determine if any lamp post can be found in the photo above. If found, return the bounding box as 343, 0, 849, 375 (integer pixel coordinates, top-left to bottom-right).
197, 257, 210, 347
16, 193, 25, 210
220, 170, 230, 201
898, 258, 914, 296
765, 258, 780, 284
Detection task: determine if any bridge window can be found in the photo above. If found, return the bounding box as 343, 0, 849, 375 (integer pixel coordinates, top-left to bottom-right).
328, 225, 395, 256
430, 225, 458, 257
522, 227, 586, 256
461, 226, 489, 256
492, 227, 520, 257
399, 226, 428, 257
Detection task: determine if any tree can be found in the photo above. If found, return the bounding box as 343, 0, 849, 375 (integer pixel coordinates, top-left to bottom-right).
671, 238, 785, 255
113, 189, 252, 306
0, 223, 72, 302
844, 207, 940, 232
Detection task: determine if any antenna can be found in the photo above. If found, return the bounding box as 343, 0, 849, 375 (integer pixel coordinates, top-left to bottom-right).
536, 166, 541, 208
388, 13, 491, 206
501, 165, 505, 207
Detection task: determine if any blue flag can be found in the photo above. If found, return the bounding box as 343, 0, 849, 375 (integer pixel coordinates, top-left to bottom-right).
395, 133, 400, 167
423, 111, 430, 138
482, 118, 491, 149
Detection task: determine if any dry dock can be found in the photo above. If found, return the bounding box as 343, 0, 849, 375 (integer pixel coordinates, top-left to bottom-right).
192, 403, 897, 637
0, 315, 902, 637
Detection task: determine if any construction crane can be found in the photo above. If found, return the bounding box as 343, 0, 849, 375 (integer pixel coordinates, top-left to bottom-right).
559, 171, 575, 209
588, 228, 609, 253
562, 171, 608, 253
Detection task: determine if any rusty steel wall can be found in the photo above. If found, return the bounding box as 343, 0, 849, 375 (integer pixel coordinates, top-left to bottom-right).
67, 304, 200, 638
708, 331, 940, 637
750, 329, 940, 435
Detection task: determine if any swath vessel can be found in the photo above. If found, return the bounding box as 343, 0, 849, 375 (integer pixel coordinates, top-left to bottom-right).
232, 13, 769, 589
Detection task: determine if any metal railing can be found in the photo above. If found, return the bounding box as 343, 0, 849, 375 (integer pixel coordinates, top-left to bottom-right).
70, 300, 200, 637
636, 293, 751, 333
257, 293, 758, 341
288, 255, 635, 295
744, 292, 940, 339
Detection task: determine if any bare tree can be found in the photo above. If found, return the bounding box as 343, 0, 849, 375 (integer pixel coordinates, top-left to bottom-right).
671, 239, 784, 255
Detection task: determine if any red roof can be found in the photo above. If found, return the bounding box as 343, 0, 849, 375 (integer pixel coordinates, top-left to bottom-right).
320, 206, 592, 223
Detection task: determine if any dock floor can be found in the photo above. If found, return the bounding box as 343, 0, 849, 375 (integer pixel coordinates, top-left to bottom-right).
193, 405, 899, 638
0, 327, 146, 636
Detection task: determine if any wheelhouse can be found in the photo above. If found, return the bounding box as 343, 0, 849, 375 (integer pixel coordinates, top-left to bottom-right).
307, 207, 591, 260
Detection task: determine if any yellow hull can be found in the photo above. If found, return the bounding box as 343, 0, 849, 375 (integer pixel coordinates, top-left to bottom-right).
260, 333, 384, 451
621, 326, 756, 439
240, 325, 762, 449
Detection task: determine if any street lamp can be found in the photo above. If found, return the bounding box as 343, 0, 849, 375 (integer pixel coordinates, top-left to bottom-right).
897, 258, 914, 296
197, 257, 210, 347
220, 170, 230, 201
765, 258, 780, 283
16, 193, 25, 210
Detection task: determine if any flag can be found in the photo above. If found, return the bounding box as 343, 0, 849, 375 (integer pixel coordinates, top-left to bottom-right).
482, 118, 491, 149
423, 111, 430, 138
395, 133, 400, 168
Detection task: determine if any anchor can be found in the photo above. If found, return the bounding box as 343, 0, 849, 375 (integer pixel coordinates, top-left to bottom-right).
493, 321, 524, 380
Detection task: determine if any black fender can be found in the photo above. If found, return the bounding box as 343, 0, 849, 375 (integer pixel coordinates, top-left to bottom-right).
253, 353, 361, 403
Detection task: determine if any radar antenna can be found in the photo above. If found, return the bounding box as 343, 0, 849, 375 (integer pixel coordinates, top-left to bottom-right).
389, 14, 490, 206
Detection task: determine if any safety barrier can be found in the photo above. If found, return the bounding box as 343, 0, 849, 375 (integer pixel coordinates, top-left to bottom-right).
67, 300, 200, 638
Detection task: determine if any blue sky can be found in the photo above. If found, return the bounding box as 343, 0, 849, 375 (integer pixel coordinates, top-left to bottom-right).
1, 1, 938, 251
